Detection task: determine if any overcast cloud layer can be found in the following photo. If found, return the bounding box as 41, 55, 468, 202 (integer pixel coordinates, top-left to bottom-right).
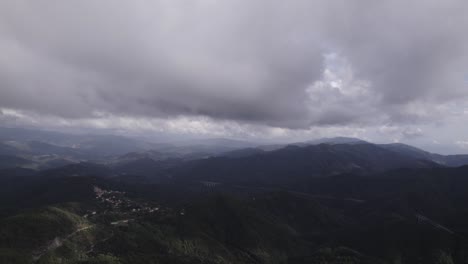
1, 1, 468, 153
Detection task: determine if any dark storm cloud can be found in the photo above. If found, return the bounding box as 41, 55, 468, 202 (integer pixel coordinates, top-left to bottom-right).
0, 0, 467, 128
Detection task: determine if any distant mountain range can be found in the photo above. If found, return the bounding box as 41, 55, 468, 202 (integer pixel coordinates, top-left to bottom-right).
3, 129, 468, 263
0, 127, 257, 168
1, 127, 468, 176
169, 142, 442, 187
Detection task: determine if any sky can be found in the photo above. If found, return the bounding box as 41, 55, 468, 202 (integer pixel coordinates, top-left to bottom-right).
0, 1, 468, 154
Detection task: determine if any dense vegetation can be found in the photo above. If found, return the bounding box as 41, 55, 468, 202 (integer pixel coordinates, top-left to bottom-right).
2, 164, 468, 263
2, 131, 468, 263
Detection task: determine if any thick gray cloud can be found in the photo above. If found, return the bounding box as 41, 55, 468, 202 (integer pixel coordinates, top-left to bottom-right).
0, 0, 467, 130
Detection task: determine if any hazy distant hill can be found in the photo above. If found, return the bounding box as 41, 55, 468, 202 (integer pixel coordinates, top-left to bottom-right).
0, 127, 156, 159
380, 143, 468, 167
2, 127, 468, 178
0, 155, 35, 169
170, 143, 441, 187
302, 137, 369, 145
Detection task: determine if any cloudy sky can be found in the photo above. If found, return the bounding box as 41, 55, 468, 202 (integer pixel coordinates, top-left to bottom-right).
1, 0, 468, 153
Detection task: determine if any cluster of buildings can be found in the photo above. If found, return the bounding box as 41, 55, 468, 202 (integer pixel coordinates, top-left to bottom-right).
83, 185, 186, 224
91, 185, 162, 216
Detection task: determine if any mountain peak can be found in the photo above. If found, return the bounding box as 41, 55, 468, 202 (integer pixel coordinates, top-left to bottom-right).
304, 137, 369, 145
